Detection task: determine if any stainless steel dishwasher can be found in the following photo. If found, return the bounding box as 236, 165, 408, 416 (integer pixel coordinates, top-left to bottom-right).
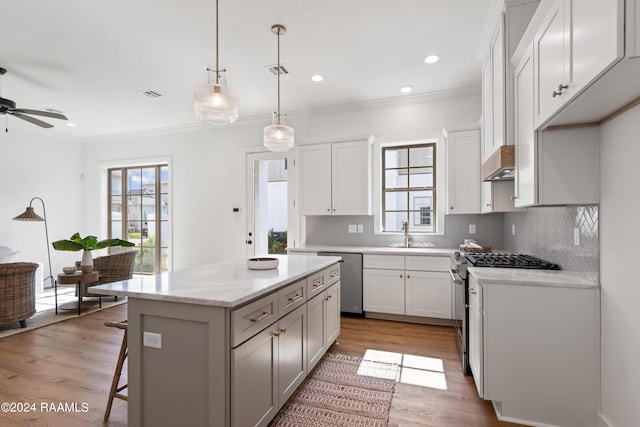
317, 252, 363, 315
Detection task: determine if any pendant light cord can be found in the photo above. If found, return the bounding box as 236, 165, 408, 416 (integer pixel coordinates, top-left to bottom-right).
215, 0, 220, 85
277, 28, 281, 125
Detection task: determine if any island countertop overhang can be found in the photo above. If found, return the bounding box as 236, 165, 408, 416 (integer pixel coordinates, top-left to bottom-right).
89, 254, 341, 308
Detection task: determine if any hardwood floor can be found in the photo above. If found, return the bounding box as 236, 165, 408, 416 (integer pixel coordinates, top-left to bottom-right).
0, 305, 520, 426
329, 316, 522, 427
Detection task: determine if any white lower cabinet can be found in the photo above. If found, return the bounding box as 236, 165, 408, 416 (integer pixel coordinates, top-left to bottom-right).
363, 255, 452, 319
362, 268, 405, 314
405, 270, 452, 319
307, 282, 341, 370
468, 272, 599, 427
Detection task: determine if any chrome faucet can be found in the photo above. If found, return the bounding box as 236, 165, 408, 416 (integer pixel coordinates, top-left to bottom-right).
402, 221, 410, 248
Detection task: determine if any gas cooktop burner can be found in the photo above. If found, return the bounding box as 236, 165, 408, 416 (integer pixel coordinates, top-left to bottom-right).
464, 253, 560, 270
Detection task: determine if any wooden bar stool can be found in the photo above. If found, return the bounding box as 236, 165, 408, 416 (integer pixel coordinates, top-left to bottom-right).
104, 320, 128, 421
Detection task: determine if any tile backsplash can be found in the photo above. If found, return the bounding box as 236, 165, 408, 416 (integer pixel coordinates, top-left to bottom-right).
304, 205, 599, 274
305, 214, 505, 249
503, 206, 599, 273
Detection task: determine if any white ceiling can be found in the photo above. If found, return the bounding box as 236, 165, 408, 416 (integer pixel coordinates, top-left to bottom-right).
0, 0, 493, 138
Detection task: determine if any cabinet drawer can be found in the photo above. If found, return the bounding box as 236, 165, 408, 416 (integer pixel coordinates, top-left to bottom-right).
405, 256, 450, 272
307, 265, 340, 298
231, 293, 279, 347
279, 279, 307, 316
363, 254, 404, 270
307, 270, 329, 299
326, 263, 340, 286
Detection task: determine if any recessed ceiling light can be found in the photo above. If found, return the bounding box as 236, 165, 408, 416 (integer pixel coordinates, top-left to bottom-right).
311, 74, 324, 82
400, 86, 413, 94
424, 54, 440, 64
66, 123, 77, 127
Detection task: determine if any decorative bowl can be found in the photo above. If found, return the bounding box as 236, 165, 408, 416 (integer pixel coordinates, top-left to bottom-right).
63, 266, 77, 274
247, 257, 279, 270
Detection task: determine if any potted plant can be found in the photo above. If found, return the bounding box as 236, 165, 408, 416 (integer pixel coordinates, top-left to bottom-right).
52, 233, 135, 273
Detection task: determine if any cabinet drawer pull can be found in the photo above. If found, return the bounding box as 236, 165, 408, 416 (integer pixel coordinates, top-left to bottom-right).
250, 311, 270, 323
279, 328, 287, 335
313, 280, 324, 287
330, 272, 338, 278
287, 294, 303, 302
552, 83, 568, 97
272, 331, 281, 337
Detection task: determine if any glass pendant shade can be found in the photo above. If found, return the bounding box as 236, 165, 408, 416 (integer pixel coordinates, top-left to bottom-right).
194, 82, 239, 125
263, 121, 294, 152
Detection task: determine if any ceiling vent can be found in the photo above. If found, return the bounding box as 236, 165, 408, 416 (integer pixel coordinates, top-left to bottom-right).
265, 64, 290, 76
138, 89, 163, 99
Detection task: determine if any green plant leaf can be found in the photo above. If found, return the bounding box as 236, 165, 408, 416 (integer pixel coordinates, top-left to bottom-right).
52, 233, 134, 251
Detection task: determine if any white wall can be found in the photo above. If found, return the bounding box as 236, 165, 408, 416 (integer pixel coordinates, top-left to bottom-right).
599, 104, 640, 427
0, 127, 84, 280
81, 90, 481, 270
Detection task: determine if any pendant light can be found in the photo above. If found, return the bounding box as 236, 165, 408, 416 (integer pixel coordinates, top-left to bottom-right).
263, 24, 294, 152
193, 0, 239, 125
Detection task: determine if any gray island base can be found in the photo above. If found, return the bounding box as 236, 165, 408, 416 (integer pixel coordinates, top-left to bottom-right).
91, 254, 342, 427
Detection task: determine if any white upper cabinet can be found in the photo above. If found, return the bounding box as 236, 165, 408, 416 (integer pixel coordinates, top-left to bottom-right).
298, 139, 372, 216
445, 127, 481, 214
532, 0, 624, 127
515, 38, 600, 207
514, 42, 537, 207
481, 1, 540, 161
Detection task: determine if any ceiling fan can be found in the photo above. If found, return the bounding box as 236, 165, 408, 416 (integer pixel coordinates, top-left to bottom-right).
0, 67, 68, 129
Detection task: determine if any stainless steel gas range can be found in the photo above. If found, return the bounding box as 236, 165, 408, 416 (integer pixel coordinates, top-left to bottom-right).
450, 252, 560, 375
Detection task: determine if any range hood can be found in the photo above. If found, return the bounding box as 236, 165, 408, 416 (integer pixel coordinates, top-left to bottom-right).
481, 145, 515, 181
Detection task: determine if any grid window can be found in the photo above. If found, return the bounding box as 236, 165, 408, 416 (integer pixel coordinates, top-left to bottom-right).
108, 165, 169, 274
383, 144, 435, 233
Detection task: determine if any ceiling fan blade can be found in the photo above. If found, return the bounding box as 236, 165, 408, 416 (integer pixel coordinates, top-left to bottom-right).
12, 109, 68, 120
9, 111, 54, 128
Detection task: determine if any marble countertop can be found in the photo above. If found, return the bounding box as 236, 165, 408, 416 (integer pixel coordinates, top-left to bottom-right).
469, 267, 600, 289
89, 254, 341, 308
288, 245, 457, 257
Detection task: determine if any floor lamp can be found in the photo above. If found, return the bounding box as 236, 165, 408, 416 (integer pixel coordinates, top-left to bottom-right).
13, 197, 56, 311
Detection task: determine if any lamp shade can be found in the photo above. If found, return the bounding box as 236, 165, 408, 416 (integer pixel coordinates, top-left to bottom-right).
194, 83, 239, 125
263, 123, 294, 152
13, 207, 44, 222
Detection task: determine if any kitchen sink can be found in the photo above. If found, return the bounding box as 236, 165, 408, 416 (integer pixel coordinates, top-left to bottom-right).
389, 242, 435, 248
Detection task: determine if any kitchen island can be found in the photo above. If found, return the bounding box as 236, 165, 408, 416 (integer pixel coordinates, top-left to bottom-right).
91, 254, 342, 427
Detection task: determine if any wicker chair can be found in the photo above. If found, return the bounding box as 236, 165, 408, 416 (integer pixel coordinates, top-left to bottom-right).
0, 262, 39, 328
88, 251, 137, 300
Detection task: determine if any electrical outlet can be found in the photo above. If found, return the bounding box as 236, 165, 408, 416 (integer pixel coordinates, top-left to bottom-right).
348, 224, 357, 233
357, 224, 363, 233
469, 224, 476, 234
143, 332, 162, 349
574, 228, 580, 246
512, 224, 516, 236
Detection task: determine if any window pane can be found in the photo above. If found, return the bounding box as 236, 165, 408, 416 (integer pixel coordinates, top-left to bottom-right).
161, 247, 169, 273
385, 148, 408, 169
137, 247, 156, 274
141, 167, 156, 195
409, 146, 433, 167
408, 168, 433, 188
411, 211, 434, 232
385, 191, 408, 211
110, 170, 122, 196
111, 221, 123, 239
410, 190, 433, 209
384, 211, 408, 232
385, 170, 408, 189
